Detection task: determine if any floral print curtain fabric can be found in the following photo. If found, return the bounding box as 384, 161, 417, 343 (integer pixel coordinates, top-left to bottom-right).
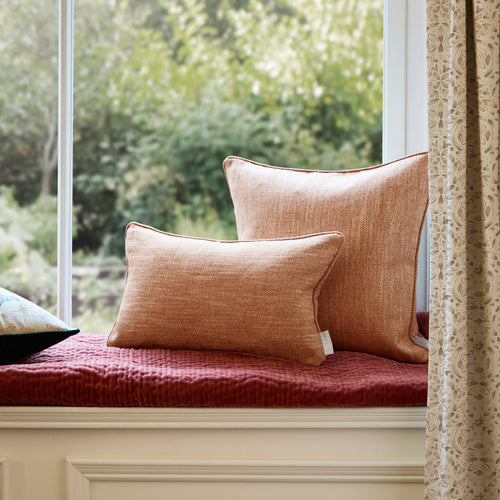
425, 0, 500, 498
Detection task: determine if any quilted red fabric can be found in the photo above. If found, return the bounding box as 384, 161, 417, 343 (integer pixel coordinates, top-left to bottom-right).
0, 331, 427, 407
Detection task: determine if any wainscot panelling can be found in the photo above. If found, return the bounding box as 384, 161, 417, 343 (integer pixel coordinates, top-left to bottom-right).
0, 457, 5, 500
67, 458, 425, 500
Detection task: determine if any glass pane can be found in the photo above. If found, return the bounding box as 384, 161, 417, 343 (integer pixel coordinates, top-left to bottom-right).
0, 0, 58, 313
73, 0, 383, 332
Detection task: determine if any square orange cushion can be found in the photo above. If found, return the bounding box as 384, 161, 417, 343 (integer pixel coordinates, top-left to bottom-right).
224, 153, 429, 363
108, 223, 344, 366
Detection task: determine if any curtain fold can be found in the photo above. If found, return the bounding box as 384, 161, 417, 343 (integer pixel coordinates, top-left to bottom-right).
425, 0, 500, 498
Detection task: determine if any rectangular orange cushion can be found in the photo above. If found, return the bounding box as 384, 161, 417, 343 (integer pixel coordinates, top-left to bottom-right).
108, 223, 344, 366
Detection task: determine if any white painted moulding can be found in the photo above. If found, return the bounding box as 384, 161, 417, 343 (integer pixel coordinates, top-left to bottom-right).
66, 457, 425, 500
0, 407, 427, 429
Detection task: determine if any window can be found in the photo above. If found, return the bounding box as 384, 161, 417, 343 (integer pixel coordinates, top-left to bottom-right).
1, 0, 427, 327
0, 1, 59, 314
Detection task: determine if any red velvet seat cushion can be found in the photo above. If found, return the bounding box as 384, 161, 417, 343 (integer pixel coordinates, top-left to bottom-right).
0, 331, 427, 407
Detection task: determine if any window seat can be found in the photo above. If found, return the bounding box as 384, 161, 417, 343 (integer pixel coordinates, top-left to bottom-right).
0, 313, 428, 500
0, 332, 427, 407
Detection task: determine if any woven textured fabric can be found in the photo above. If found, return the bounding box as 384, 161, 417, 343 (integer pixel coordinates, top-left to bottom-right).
224, 154, 429, 363
425, 1, 500, 496
108, 223, 344, 366
0, 333, 428, 407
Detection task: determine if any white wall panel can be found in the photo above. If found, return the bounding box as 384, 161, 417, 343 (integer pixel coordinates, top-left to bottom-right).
0, 407, 426, 500
67, 458, 424, 500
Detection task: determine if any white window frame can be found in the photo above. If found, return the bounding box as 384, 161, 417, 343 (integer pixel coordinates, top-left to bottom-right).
383, 0, 429, 312
57, 0, 429, 324
57, 0, 74, 324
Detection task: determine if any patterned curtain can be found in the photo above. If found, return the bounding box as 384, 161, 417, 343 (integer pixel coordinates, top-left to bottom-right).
425, 0, 500, 498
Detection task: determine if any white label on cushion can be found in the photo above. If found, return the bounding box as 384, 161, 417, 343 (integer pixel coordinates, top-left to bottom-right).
319, 330, 334, 356
413, 336, 429, 350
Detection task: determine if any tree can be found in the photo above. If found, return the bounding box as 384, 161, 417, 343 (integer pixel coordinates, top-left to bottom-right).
0, 0, 147, 200
0, 1, 58, 200
103, 0, 383, 241
1, 0, 383, 253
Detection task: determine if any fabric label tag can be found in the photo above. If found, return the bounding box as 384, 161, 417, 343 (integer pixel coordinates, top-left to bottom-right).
319, 330, 334, 356
413, 336, 429, 350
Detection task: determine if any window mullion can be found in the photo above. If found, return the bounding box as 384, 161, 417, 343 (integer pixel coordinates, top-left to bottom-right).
57, 0, 74, 324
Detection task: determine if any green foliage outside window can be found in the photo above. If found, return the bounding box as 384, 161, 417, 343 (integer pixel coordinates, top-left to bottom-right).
0, 0, 382, 330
